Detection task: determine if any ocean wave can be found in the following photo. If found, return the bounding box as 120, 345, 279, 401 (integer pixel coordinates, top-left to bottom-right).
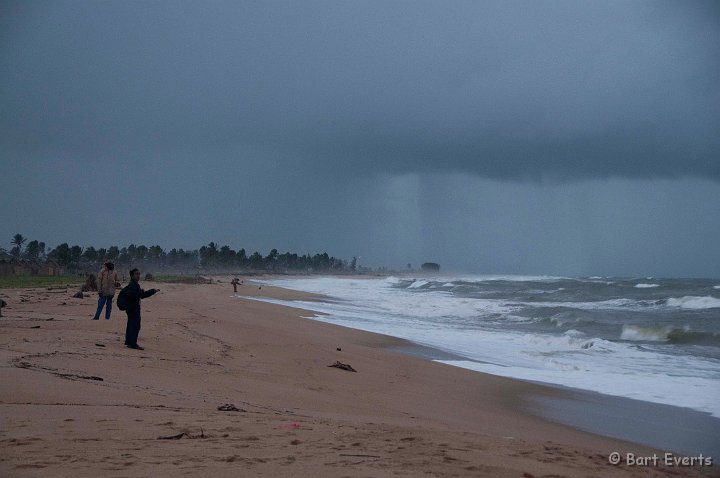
539, 313, 590, 328
547, 316, 568, 327
621, 325, 671, 342
581, 277, 615, 285
525, 329, 615, 353
666, 296, 720, 309
621, 325, 720, 346
524, 298, 653, 311
668, 329, 720, 346
428, 274, 569, 284
407, 279, 430, 289
635, 283, 660, 288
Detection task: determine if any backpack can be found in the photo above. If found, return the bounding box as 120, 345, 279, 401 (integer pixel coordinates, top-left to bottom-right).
116, 287, 129, 311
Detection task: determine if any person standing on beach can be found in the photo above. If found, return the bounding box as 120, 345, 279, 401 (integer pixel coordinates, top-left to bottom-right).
231, 277, 239, 293
122, 268, 159, 350
93, 261, 120, 320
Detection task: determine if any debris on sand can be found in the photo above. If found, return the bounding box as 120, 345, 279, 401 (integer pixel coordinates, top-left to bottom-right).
157, 432, 186, 440
81, 274, 97, 292
157, 428, 206, 440
328, 361, 357, 372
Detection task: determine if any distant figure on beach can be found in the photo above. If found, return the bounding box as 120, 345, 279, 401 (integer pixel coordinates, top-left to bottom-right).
231, 278, 240, 293
121, 268, 159, 350
92, 261, 120, 320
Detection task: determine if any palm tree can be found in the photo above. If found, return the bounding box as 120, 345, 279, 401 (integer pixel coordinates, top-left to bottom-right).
10, 234, 26, 259
25, 240, 40, 260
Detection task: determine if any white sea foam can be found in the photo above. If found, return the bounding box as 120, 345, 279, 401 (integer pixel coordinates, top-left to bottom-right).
635, 283, 660, 288
667, 296, 720, 309
584, 277, 615, 284
251, 276, 720, 418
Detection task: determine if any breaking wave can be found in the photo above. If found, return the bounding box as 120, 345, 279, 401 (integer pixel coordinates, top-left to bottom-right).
666, 296, 720, 309
621, 325, 720, 346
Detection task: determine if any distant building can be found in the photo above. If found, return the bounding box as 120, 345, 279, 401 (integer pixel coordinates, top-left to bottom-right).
0, 259, 64, 276
0, 260, 12, 276
421, 262, 440, 272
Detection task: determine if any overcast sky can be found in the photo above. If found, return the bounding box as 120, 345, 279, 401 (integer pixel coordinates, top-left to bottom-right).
2, 1, 719, 277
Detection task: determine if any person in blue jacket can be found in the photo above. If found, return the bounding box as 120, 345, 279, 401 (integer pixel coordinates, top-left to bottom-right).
123, 268, 159, 350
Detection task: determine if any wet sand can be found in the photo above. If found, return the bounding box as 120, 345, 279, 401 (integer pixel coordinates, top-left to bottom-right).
0, 279, 714, 477
390, 343, 720, 458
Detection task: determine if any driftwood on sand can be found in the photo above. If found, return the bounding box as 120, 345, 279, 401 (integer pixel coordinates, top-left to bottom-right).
157, 429, 205, 440
328, 361, 357, 372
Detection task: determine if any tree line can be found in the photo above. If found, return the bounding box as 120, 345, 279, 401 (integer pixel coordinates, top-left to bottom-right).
2, 234, 358, 274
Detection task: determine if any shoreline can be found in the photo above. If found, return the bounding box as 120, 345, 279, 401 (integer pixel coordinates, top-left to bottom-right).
524, 386, 720, 458
0, 279, 713, 476
385, 341, 720, 457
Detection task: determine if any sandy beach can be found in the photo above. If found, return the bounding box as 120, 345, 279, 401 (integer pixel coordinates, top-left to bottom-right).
0, 278, 714, 477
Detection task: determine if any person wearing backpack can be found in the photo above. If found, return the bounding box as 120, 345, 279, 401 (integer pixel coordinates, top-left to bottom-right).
92, 261, 120, 320
121, 268, 159, 350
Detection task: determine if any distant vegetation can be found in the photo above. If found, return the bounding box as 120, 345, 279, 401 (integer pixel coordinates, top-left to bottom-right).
1, 233, 360, 276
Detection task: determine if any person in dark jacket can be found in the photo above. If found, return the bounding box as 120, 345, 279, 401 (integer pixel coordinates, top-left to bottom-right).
123, 268, 159, 350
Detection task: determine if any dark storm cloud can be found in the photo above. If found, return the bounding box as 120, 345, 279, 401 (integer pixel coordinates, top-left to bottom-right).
2, 0, 718, 181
